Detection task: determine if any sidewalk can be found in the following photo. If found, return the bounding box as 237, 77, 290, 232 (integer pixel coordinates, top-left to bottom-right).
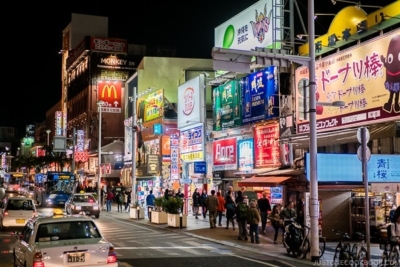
104, 206, 383, 266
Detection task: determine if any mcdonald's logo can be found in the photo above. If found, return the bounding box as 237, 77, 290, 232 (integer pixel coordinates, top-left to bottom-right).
101, 85, 117, 98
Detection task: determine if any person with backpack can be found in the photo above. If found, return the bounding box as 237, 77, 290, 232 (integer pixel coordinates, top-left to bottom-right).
235, 191, 248, 240
225, 193, 236, 230
247, 201, 261, 244
116, 191, 124, 212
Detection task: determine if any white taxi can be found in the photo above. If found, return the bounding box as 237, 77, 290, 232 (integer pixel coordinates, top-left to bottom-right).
0, 196, 37, 230
65, 193, 100, 218
12, 215, 117, 267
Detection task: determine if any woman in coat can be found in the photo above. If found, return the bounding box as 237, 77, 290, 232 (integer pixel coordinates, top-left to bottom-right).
192, 188, 201, 219
268, 204, 282, 244
225, 194, 236, 230
200, 189, 208, 218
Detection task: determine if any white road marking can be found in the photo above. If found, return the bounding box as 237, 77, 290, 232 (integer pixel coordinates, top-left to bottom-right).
232, 254, 282, 267
115, 245, 216, 250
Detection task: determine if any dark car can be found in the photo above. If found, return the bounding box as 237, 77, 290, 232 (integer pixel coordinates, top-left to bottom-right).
45, 192, 70, 207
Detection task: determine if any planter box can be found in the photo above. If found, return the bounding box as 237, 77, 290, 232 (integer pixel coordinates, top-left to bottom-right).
130, 207, 144, 219
151, 211, 168, 224
167, 213, 187, 228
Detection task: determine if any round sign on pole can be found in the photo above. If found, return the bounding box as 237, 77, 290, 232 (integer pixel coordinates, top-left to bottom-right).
357, 127, 370, 144
357, 146, 371, 162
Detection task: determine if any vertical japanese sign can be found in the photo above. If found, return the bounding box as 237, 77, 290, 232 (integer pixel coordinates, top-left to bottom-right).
213, 137, 237, 171
76, 130, 84, 152
55, 111, 62, 136
241, 66, 279, 124
180, 124, 204, 162
295, 30, 400, 133
170, 136, 180, 180
97, 81, 122, 113
254, 122, 281, 168
213, 80, 242, 131
237, 139, 254, 171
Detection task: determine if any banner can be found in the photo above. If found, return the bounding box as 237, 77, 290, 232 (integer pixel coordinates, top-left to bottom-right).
213, 80, 242, 130
147, 155, 160, 175
237, 139, 254, 171
170, 136, 180, 180
97, 81, 122, 113
180, 124, 204, 162
143, 89, 164, 122
241, 66, 279, 124
295, 30, 400, 133
213, 137, 237, 171
254, 122, 280, 168
161, 136, 171, 156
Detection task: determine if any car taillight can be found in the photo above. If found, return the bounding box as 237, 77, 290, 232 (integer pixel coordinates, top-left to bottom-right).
33, 252, 45, 267
4, 210, 8, 216
107, 246, 117, 264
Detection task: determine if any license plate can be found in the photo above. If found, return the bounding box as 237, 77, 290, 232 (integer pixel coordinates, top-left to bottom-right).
67, 252, 85, 263
16, 219, 25, 224
59, 202, 64, 204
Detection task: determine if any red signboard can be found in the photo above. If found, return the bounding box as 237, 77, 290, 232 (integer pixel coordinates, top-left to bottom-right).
97, 81, 122, 113
254, 123, 281, 168
90, 37, 127, 53
213, 138, 237, 171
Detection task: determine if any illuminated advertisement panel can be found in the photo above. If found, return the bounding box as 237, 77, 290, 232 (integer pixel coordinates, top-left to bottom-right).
253, 122, 280, 168
97, 81, 122, 113
295, 30, 400, 133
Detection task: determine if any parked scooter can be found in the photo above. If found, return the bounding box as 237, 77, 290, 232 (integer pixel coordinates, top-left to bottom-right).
282, 218, 304, 256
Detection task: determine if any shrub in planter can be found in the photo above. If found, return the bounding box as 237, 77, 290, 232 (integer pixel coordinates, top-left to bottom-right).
162, 197, 183, 214
154, 197, 166, 211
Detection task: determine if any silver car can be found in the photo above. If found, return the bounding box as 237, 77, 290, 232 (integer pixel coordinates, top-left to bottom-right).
0, 196, 37, 230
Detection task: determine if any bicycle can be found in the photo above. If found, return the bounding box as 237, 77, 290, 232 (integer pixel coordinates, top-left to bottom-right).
296, 225, 326, 260
332, 229, 353, 267
387, 236, 400, 266
350, 232, 368, 267
378, 238, 397, 267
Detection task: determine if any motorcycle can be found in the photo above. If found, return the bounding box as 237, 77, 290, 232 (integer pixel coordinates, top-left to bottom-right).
282, 218, 304, 256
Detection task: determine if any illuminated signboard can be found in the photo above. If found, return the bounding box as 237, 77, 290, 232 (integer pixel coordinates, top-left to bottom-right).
97, 81, 122, 113
237, 139, 254, 171
296, 30, 400, 133
55, 111, 62, 136
179, 123, 204, 162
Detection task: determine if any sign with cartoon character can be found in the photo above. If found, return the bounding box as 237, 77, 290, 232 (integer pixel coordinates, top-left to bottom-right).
212, 80, 241, 131
295, 30, 400, 134
214, 0, 282, 51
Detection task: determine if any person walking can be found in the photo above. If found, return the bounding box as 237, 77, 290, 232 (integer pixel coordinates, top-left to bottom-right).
175, 188, 185, 213
192, 188, 201, 219
106, 189, 114, 212
235, 191, 248, 241
116, 191, 124, 212
200, 189, 208, 218
257, 192, 271, 234
247, 201, 261, 244
205, 190, 219, 228
123, 190, 128, 211
125, 190, 131, 212
280, 201, 297, 228
225, 194, 236, 230
216, 191, 225, 226
268, 204, 282, 244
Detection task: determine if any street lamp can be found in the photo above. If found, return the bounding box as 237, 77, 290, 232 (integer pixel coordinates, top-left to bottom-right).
97, 101, 105, 202
129, 87, 138, 207
46, 129, 51, 146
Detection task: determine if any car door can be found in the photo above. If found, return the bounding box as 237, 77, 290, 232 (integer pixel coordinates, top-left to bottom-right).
15, 224, 33, 266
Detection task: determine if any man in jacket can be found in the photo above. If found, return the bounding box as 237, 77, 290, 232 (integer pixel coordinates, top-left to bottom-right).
205, 190, 219, 228
257, 192, 271, 234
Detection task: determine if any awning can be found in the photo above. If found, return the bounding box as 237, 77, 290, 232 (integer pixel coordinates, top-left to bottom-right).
281, 121, 396, 149
238, 176, 293, 187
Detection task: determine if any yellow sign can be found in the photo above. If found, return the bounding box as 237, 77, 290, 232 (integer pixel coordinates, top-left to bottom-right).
138, 89, 164, 122
295, 30, 400, 133
180, 151, 204, 161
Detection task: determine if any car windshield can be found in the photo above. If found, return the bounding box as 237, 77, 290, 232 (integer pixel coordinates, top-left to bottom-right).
7, 199, 35, 210
73, 195, 96, 203
35, 221, 101, 242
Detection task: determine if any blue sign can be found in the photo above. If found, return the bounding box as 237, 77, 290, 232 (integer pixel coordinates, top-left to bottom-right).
153, 124, 162, 135
241, 66, 279, 124
306, 153, 400, 182
194, 161, 207, 174
237, 139, 254, 171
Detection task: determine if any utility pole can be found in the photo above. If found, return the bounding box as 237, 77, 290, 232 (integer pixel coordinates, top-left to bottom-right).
131, 86, 138, 206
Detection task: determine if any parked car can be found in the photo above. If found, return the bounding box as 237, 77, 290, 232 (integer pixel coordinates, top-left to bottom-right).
45, 191, 70, 207
65, 193, 100, 218
12, 215, 117, 267
0, 196, 37, 231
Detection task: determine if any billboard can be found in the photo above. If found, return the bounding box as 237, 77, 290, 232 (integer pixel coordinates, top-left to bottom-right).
55, 111, 62, 136
143, 89, 164, 122
253, 122, 280, 168
214, 0, 282, 51
296, 30, 400, 133
238, 139, 254, 171
180, 123, 204, 162
241, 66, 279, 124
213, 80, 242, 131
177, 75, 205, 129
213, 137, 237, 171
90, 37, 128, 53
97, 81, 122, 113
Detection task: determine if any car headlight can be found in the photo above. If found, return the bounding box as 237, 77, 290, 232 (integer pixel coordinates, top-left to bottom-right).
74, 205, 81, 210
93, 205, 99, 210
46, 199, 52, 203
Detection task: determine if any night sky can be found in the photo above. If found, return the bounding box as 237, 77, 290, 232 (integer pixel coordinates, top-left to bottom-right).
3, 0, 394, 137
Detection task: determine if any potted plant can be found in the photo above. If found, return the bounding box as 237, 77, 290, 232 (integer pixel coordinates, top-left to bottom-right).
163, 197, 187, 228
151, 197, 167, 224
129, 201, 144, 219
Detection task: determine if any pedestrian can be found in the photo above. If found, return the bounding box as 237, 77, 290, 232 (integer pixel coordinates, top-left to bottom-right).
146, 190, 155, 207
164, 188, 170, 200
268, 204, 282, 244
205, 190, 219, 228
100, 186, 107, 211
280, 201, 297, 227
106, 189, 114, 212
216, 191, 225, 226
257, 192, 271, 234
200, 189, 208, 218
225, 194, 236, 230
192, 188, 201, 219
123, 190, 128, 211
125, 190, 131, 212
247, 201, 261, 244
116, 191, 124, 212
235, 191, 248, 240
176, 188, 185, 212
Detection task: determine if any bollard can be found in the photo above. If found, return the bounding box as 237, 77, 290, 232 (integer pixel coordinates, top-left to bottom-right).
148, 206, 152, 222
179, 212, 183, 229
136, 206, 140, 220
